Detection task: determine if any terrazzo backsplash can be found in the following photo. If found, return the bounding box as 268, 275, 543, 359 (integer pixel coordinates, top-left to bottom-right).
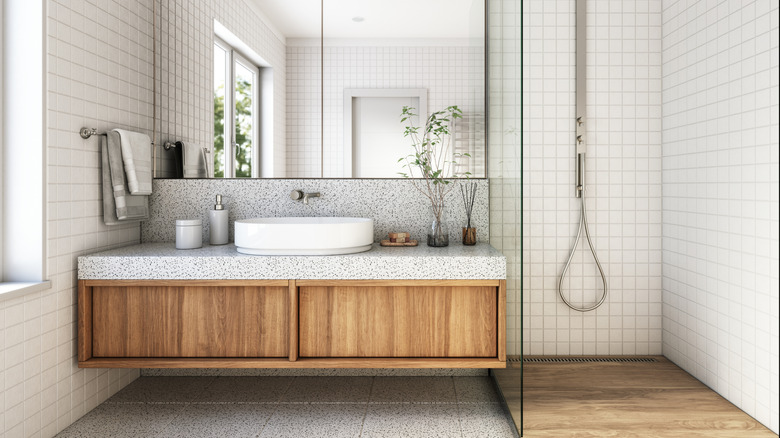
143, 179, 489, 244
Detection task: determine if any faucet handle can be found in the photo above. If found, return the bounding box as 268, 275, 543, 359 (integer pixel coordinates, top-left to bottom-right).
290, 190, 304, 201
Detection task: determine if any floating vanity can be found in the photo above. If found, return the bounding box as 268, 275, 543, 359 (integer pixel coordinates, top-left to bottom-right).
77, 243, 506, 369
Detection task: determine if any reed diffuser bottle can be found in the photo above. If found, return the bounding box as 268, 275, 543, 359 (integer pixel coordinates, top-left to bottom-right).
460, 182, 477, 245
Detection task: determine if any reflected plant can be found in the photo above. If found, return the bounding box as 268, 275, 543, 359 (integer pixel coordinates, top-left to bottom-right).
398, 105, 470, 220
213, 79, 253, 178
214, 84, 225, 177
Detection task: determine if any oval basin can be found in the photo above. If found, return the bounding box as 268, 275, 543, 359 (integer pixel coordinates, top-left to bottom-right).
234, 217, 374, 255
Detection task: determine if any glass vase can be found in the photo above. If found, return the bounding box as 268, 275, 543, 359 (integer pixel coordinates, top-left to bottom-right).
427, 203, 449, 247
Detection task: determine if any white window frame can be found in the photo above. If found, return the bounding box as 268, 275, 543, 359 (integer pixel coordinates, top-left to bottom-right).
1, 0, 50, 299
214, 37, 260, 178
1, 0, 5, 282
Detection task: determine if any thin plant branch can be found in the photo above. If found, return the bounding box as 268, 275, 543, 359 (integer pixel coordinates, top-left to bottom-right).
398, 106, 467, 221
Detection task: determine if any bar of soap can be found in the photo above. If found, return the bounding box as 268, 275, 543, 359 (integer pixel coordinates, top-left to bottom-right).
389, 232, 410, 239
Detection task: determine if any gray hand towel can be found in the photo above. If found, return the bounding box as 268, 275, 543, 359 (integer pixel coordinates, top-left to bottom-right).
180, 141, 210, 178
102, 131, 148, 224
115, 129, 153, 195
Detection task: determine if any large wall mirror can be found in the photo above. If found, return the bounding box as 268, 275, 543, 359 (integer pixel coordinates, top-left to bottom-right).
154, 0, 485, 179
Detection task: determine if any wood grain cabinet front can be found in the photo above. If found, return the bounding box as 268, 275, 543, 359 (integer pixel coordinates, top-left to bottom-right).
298, 283, 497, 358
78, 279, 505, 368
81, 280, 290, 360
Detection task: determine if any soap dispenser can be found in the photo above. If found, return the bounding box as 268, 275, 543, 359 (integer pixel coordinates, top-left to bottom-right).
209, 194, 229, 245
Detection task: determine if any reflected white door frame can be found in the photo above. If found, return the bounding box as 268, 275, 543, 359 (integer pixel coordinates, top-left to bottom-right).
343, 88, 427, 178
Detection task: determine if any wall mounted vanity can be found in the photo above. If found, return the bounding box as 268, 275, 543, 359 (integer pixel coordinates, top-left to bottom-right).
77, 243, 506, 369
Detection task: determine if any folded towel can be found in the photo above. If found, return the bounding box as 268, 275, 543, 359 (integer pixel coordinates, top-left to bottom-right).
115, 129, 153, 194
102, 131, 148, 224
180, 141, 210, 178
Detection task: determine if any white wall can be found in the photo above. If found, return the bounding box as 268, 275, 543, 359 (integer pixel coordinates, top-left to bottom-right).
0, 0, 158, 435
155, 0, 287, 178
487, 0, 523, 356
661, 0, 779, 433
284, 44, 321, 177
286, 43, 485, 178
490, 0, 664, 356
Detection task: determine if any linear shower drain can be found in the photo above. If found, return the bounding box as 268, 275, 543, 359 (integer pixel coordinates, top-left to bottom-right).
507, 356, 657, 363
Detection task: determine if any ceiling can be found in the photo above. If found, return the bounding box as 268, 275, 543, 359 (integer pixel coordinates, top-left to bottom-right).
252, 0, 484, 40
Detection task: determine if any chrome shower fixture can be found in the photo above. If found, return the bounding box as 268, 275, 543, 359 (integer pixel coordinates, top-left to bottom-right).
576, 116, 585, 198
558, 0, 608, 312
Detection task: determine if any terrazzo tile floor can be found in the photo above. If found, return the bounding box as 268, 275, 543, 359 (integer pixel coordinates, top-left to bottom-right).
55, 376, 519, 437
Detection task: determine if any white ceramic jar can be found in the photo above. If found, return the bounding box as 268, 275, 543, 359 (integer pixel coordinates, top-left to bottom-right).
175, 219, 202, 249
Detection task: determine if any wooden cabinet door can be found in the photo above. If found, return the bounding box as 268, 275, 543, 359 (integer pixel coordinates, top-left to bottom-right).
299, 284, 497, 358
91, 285, 288, 357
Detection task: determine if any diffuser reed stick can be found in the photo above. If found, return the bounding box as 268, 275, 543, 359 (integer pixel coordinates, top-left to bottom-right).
460, 182, 477, 228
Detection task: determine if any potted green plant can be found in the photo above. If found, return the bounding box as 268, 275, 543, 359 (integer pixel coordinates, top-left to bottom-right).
398, 105, 470, 247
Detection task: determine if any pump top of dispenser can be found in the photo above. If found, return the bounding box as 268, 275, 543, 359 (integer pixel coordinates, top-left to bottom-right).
214, 194, 225, 210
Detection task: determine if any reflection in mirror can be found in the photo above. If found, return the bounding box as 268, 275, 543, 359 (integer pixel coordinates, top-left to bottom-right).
346, 89, 425, 178
213, 38, 259, 178
321, 0, 485, 178
154, 0, 483, 179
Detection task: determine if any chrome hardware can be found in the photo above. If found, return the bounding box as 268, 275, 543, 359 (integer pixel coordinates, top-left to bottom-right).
79, 127, 104, 139
576, 153, 585, 198
291, 190, 320, 205
557, 0, 608, 313
161, 141, 208, 153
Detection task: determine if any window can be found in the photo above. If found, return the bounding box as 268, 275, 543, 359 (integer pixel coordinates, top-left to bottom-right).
214, 37, 259, 178
2, 0, 49, 297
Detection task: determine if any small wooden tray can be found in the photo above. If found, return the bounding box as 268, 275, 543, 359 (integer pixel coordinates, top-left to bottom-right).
380, 239, 419, 247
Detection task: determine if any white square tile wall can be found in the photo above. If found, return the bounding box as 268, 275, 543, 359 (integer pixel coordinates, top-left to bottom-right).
487, 0, 523, 356
285, 44, 321, 178
0, 0, 158, 436
285, 44, 485, 178
661, 0, 779, 432
155, 0, 287, 178
490, 0, 664, 357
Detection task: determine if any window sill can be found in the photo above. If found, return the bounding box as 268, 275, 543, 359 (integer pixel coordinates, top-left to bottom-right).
0, 281, 52, 302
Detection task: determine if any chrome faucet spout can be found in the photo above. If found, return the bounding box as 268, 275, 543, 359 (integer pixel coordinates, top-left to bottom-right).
303, 192, 320, 205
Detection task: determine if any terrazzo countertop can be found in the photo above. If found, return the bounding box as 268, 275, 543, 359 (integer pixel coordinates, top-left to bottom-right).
78, 243, 506, 280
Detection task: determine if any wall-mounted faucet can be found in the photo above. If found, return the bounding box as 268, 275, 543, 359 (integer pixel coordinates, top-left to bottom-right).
290, 190, 321, 205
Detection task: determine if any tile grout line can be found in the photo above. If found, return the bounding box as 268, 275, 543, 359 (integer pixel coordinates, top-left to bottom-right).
160, 375, 219, 436
254, 375, 297, 437
452, 376, 466, 438
55, 376, 513, 437
357, 376, 375, 437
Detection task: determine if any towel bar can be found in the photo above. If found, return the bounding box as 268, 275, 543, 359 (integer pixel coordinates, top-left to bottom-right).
79, 127, 106, 139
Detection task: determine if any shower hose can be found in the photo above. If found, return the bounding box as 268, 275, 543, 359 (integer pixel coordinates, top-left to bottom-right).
558, 189, 608, 312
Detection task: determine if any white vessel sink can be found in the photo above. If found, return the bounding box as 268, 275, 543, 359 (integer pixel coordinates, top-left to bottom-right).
234, 217, 374, 255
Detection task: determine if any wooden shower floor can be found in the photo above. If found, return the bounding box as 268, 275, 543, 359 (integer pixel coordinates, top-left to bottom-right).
492, 356, 777, 437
